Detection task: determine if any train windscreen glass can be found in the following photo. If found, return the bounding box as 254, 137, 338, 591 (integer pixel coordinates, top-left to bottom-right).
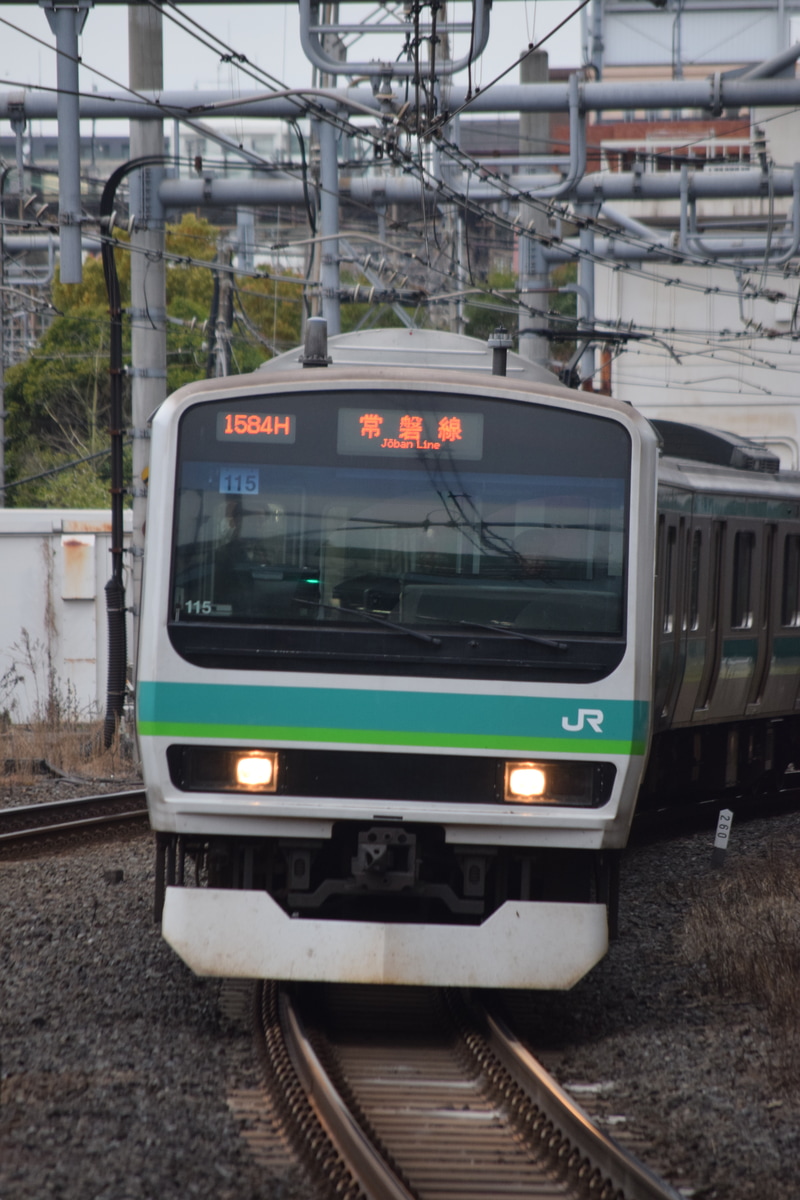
171, 390, 630, 637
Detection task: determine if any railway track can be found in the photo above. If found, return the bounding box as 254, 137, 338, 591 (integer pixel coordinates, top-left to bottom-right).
254, 981, 684, 1200
0, 789, 149, 855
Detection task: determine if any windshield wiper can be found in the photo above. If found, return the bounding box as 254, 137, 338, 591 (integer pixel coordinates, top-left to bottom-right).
295, 599, 442, 645
459, 620, 568, 651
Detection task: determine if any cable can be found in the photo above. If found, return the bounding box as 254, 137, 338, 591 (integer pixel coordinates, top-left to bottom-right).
0, 444, 120, 492
7, 2, 800, 367
6, 10, 797, 311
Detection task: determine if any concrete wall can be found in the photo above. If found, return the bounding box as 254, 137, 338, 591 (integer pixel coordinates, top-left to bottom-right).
0, 510, 133, 723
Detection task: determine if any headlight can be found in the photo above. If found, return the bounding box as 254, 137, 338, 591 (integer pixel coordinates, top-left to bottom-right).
503, 760, 615, 807
506, 764, 547, 800
235, 752, 277, 791
167, 746, 279, 793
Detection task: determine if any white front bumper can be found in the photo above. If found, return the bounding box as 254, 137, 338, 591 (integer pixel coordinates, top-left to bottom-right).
162, 887, 608, 989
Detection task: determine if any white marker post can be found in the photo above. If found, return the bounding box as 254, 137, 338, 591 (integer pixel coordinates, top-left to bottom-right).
712, 808, 733, 868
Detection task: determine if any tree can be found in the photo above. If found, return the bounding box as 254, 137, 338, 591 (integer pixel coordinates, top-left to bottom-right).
547, 262, 578, 366
463, 270, 519, 343
4, 214, 303, 506
462, 265, 578, 368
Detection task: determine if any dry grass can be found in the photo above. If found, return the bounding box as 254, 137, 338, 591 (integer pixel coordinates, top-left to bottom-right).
681, 840, 800, 1081
0, 629, 136, 787
1, 719, 134, 785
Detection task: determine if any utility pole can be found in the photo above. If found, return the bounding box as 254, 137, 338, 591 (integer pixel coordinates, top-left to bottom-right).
42, 0, 89, 285
214, 240, 233, 377
518, 51, 551, 367
318, 117, 341, 335
311, 19, 345, 335
128, 5, 166, 681
0, 167, 7, 507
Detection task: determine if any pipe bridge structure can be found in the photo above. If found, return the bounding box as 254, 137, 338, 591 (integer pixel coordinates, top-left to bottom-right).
3, 0, 800, 733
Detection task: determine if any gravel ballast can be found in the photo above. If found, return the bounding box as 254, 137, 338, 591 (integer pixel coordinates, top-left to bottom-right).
523, 809, 800, 1200
2, 782, 799, 1199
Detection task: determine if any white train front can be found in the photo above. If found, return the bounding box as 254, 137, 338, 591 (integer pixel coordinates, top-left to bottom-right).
137, 329, 659, 988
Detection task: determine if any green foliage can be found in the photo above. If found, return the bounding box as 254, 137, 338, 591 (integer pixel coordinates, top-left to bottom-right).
463, 271, 518, 343
462, 265, 579, 366
5, 214, 303, 507
338, 269, 419, 335
232, 273, 305, 363
13, 451, 122, 509
547, 262, 578, 365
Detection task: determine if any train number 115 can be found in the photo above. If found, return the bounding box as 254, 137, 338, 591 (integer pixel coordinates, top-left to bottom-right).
220, 470, 259, 494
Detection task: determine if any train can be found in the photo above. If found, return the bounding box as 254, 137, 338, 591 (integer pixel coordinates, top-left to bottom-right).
136, 324, 800, 989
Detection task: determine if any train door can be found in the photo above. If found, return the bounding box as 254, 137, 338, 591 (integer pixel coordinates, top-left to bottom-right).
652, 510, 687, 730
744, 522, 776, 715
758, 523, 800, 714
671, 520, 710, 724
693, 519, 724, 719
704, 520, 760, 721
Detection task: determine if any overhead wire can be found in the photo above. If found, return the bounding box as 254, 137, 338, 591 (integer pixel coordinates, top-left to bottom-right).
4, 8, 797, 314
4, 2, 800, 372
0, 3, 773, 302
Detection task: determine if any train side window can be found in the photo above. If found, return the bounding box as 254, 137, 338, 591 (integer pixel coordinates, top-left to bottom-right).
731, 531, 755, 629
688, 530, 701, 631
762, 525, 775, 630
663, 525, 677, 634
781, 534, 800, 626
709, 523, 723, 633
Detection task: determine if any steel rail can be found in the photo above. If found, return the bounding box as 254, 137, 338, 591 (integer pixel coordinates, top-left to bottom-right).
280, 988, 415, 1200
0, 790, 149, 844
273, 982, 684, 1200
479, 998, 685, 1200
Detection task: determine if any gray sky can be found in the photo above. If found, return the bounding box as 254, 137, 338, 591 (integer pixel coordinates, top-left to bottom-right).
0, 2, 583, 100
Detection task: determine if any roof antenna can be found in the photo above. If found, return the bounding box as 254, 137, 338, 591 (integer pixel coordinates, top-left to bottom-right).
301, 316, 332, 367
488, 326, 513, 376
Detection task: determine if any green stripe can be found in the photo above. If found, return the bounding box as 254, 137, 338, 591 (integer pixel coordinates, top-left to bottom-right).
137, 719, 643, 755
138, 681, 648, 756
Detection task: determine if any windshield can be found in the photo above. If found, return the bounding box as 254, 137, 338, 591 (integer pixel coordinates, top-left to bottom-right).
170, 389, 630, 639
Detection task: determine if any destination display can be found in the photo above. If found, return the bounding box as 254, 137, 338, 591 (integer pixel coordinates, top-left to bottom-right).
337, 408, 484, 459
216, 412, 296, 442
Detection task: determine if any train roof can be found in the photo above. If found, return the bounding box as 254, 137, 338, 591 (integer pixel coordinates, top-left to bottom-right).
651, 419, 781, 474
260, 328, 561, 383
653, 417, 800, 498
163, 363, 651, 434
163, 328, 650, 428
658, 454, 800, 499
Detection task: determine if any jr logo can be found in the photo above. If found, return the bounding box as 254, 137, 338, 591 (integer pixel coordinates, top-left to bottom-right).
562, 708, 604, 733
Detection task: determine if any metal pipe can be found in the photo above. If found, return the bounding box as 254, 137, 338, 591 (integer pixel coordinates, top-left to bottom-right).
41, 2, 90, 284
678, 161, 800, 265
521, 72, 586, 201
599, 204, 670, 245
298, 0, 490, 78
159, 177, 312, 207
2, 232, 94, 254
538, 233, 799, 265
347, 167, 800, 208
5, 77, 800, 120
738, 40, 800, 79
318, 118, 341, 335
3, 235, 57, 288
